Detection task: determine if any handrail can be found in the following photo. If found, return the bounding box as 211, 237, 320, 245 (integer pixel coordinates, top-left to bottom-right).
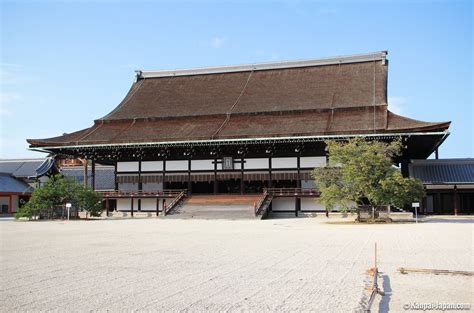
254, 189, 269, 216
266, 188, 319, 196
98, 189, 186, 198
163, 189, 187, 216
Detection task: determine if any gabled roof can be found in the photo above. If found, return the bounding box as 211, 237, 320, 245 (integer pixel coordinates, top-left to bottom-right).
0, 159, 45, 178
409, 159, 474, 184
0, 173, 34, 193
27, 51, 450, 149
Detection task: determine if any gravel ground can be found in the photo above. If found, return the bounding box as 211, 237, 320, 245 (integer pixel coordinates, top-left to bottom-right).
0, 217, 472, 312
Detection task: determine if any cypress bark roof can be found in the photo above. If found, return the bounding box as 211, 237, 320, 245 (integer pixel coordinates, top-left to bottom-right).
27, 51, 450, 148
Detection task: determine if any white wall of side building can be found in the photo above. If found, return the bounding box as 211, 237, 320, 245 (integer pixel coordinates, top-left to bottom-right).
245, 158, 269, 169
117, 198, 163, 211
300, 156, 326, 168
272, 197, 295, 211
141, 161, 163, 171
272, 157, 297, 168
166, 160, 188, 171
301, 198, 325, 211
191, 159, 214, 171
117, 161, 139, 172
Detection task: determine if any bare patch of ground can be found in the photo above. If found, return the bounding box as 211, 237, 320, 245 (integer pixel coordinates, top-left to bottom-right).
0, 217, 472, 312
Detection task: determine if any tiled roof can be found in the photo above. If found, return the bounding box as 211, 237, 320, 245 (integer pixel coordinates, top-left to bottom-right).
0, 159, 44, 178
27, 52, 450, 148
0, 173, 34, 193
409, 159, 474, 184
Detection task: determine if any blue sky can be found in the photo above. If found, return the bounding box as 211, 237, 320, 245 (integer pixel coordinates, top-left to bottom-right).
1, 0, 472, 159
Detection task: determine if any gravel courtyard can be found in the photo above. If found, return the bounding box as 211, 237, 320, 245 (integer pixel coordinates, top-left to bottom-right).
1, 217, 472, 312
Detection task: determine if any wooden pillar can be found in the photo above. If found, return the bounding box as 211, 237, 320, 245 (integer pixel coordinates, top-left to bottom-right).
240, 158, 245, 195
187, 159, 192, 195
114, 163, 118, 191
400, 161, 409, 178
130, 197, 134, 217
435, 148, 439, 160
295, 197, 300, 217
156, 197, 160, 217
84, 159, 88, 188
105, 198, 109, 217
162, 160, 166, 191
138, 161, 142, 211
162, 199, 166, 216
91, 160, 96, 191
268, 157, 273, 188
454, 185, 459, 216
296, 156, 301, 188
213, 158, 218, 194
8, 194, 12, 214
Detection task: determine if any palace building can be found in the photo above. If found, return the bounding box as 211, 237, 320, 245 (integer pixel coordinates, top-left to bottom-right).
27, 51, 451, 217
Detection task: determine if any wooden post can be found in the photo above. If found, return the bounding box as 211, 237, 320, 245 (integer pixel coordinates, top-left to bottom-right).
8, 194, 12, 214
187, 159, 192, 195
435, 148, 439, 160
296, 156, 301, 188
162, 199, 166, 216
91, 160, 96, 191
295, 197, 300, 217
105, 198, 109, 217
240, 158, 245, 195
156, 197, 159, 217
84, 159, 88, 188
213, 158, 218, 194
114, 163, 118, 191
131, 197, 134, 217
454, 185, 459, 216
268, 157, 273, 188
138, 161, 142, 212
162, 160, 166, 190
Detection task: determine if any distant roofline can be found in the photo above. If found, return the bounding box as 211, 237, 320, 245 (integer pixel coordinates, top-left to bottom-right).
137, 51, 388, 79
411, 158, 474, 164
0, 158, 45, 162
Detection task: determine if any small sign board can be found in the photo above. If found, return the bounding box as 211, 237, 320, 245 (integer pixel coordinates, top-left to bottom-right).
222, 157, 234, 170
65, 203, 72, 208
412, 202, 420, 208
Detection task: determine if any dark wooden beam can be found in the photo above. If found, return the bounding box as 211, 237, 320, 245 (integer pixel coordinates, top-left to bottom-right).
91, 160, 96, 191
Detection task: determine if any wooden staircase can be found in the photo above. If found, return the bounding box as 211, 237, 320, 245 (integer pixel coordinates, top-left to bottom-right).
166, 194, 261, 219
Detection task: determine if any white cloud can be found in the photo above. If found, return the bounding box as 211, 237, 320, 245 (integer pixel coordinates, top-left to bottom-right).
211, 36, 225, 48
388, 96, 407, 115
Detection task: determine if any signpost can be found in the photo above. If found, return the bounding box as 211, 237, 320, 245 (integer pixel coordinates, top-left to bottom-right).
412, 202, 420, 224
66, 203, 72, 221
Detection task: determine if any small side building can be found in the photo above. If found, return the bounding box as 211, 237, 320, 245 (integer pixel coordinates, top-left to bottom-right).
409, 159, 474, 215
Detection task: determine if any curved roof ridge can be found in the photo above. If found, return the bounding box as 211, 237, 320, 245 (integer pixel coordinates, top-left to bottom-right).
137, 51, 387, 78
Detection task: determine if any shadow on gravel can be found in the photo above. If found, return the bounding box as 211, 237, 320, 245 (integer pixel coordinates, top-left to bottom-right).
379, 273, 392, 313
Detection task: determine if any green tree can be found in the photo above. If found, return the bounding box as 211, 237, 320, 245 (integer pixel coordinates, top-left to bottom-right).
15, 174, 102, 219
312, 139, 424, 220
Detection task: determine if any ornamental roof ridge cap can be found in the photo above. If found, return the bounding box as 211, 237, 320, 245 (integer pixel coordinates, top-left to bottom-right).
137, 51, 388, 78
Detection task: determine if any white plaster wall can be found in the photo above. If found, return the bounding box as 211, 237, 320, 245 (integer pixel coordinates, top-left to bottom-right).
166, 160, 189, 171
142, 161, 163, 171
11, 195, 19, 212
117, 162, 139, 172
272, 157, 297, 169
140, 198, 158, 211
300, 157, 326, 168
301, 198, 325, 211
272, 197, 296, 211
117, 198, 132, 211
245, 158, 269, 169
191, 160, 214, 171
